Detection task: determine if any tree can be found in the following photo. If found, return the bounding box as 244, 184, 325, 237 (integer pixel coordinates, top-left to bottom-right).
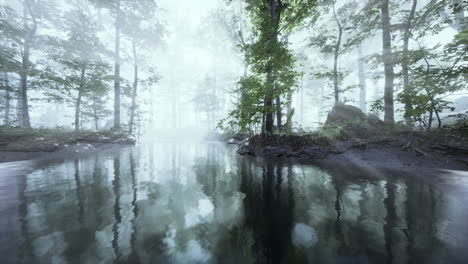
0, 0, 58, 128
309, 0, 361, 106
0, 6, 22, 125
121, 0, 165, 135
381, 0, 395, 124
48, 6, 111, 132
396, 0, 467, 130
401, 0, 417, 126
226, 0, 317, 135
88, 0, 123, 129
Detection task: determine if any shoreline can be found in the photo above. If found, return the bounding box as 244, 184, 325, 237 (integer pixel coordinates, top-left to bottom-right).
0, 127, 136, 163
237, 134, 468, 173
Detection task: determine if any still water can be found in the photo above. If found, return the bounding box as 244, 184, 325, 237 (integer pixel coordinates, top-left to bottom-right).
1, 140, 468, 264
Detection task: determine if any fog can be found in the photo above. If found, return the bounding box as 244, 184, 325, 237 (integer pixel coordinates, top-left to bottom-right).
0, 0, 466, 135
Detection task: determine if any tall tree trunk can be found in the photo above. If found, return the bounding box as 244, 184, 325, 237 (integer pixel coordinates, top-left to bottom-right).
75, 68, 86, 133
19, 67, 30, 128
427, 103, 434, 131
381, 0, 395, 124
265, 69, 274, 135
92, 92, 99, 130
264, 0, 280, 135
129, 39, 138, 135
113, 0, 121, 129
402, 0, 417, 126
299, 77, 304, 125
16, 94, 22, 126
276, 94, 282, 131
19, 0, 37, 128
434, 106, 441, 129
332, 1, 342, 105
357, 45, 367, 113
3, 72, 10, 125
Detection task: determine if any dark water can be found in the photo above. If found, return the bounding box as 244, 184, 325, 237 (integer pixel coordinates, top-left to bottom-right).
1, 141, 468, 264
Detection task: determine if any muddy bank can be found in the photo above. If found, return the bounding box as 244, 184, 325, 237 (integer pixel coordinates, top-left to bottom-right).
237, 104, 468, 172
238, 133, 468, 172
0, 127, 135, 163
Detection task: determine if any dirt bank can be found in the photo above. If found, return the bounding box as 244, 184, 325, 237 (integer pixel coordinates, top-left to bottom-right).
238, 132, 468, 172
0, 127, 135, 163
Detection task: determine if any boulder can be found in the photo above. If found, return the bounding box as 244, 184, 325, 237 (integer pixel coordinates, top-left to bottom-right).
367, 114, 384, 127
326, 104, 366, 125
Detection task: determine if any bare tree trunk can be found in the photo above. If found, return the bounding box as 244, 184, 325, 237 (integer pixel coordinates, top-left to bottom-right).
427, 104, 434, 131
19, 0, 37, 128
16, 94, 22, 126
113, 0, 121, 129
381, 0, 395, 124
276, 95, 282, 131
265, 69, 274, 135
357, 45, 367, 113
3, 72, 10, 125
92, 92, 98, 130
75, 68, 86, 133
19, 69, 30, 128
129, 39, 138, 135
299, 77, 304, 125
402, 0, 417, 126
332, 0, 342, 105
434, 106, 442, 129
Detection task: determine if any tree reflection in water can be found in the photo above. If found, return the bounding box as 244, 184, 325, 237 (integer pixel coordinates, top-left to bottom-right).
2, 142, 468, 264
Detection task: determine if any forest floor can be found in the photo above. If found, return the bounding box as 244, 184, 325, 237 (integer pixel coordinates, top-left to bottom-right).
237, 105, 468, 173
0, 126, 135, 163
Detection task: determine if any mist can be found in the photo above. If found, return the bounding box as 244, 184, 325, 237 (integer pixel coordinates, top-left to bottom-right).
1, 1, 467, 263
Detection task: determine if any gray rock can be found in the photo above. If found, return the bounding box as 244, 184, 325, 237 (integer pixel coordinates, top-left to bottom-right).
326, 104, 366, 125
367, 114, 384, 126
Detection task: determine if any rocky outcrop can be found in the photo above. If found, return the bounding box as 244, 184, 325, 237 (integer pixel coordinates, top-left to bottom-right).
325, 104, 366, 125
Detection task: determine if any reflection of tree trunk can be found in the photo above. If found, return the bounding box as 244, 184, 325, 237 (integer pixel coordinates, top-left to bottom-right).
404, 179, 415, 263
112, 156, 121, 261
74, 159, 84, 225
384, 181, 397, 264
332, 178, 344, 251
18, 173, 33, 262
129, 153, 140, 262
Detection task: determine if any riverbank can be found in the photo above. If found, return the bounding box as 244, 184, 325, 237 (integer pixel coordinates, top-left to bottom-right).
237, 105, 468, 172
239, 132, 468, 172
0, 126, 135, 163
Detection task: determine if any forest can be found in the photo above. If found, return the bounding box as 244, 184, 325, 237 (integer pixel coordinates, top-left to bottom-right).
0, 0, 466, 137
0, 0, 467, 263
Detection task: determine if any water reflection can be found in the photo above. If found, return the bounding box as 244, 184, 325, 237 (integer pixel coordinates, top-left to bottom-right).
0, 141, 467, 263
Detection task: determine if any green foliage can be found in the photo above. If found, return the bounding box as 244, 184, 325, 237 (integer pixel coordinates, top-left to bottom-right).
222, 0, 317, 134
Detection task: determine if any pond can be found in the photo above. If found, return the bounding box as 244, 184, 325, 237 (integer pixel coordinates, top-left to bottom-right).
1, 140, 468, 264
